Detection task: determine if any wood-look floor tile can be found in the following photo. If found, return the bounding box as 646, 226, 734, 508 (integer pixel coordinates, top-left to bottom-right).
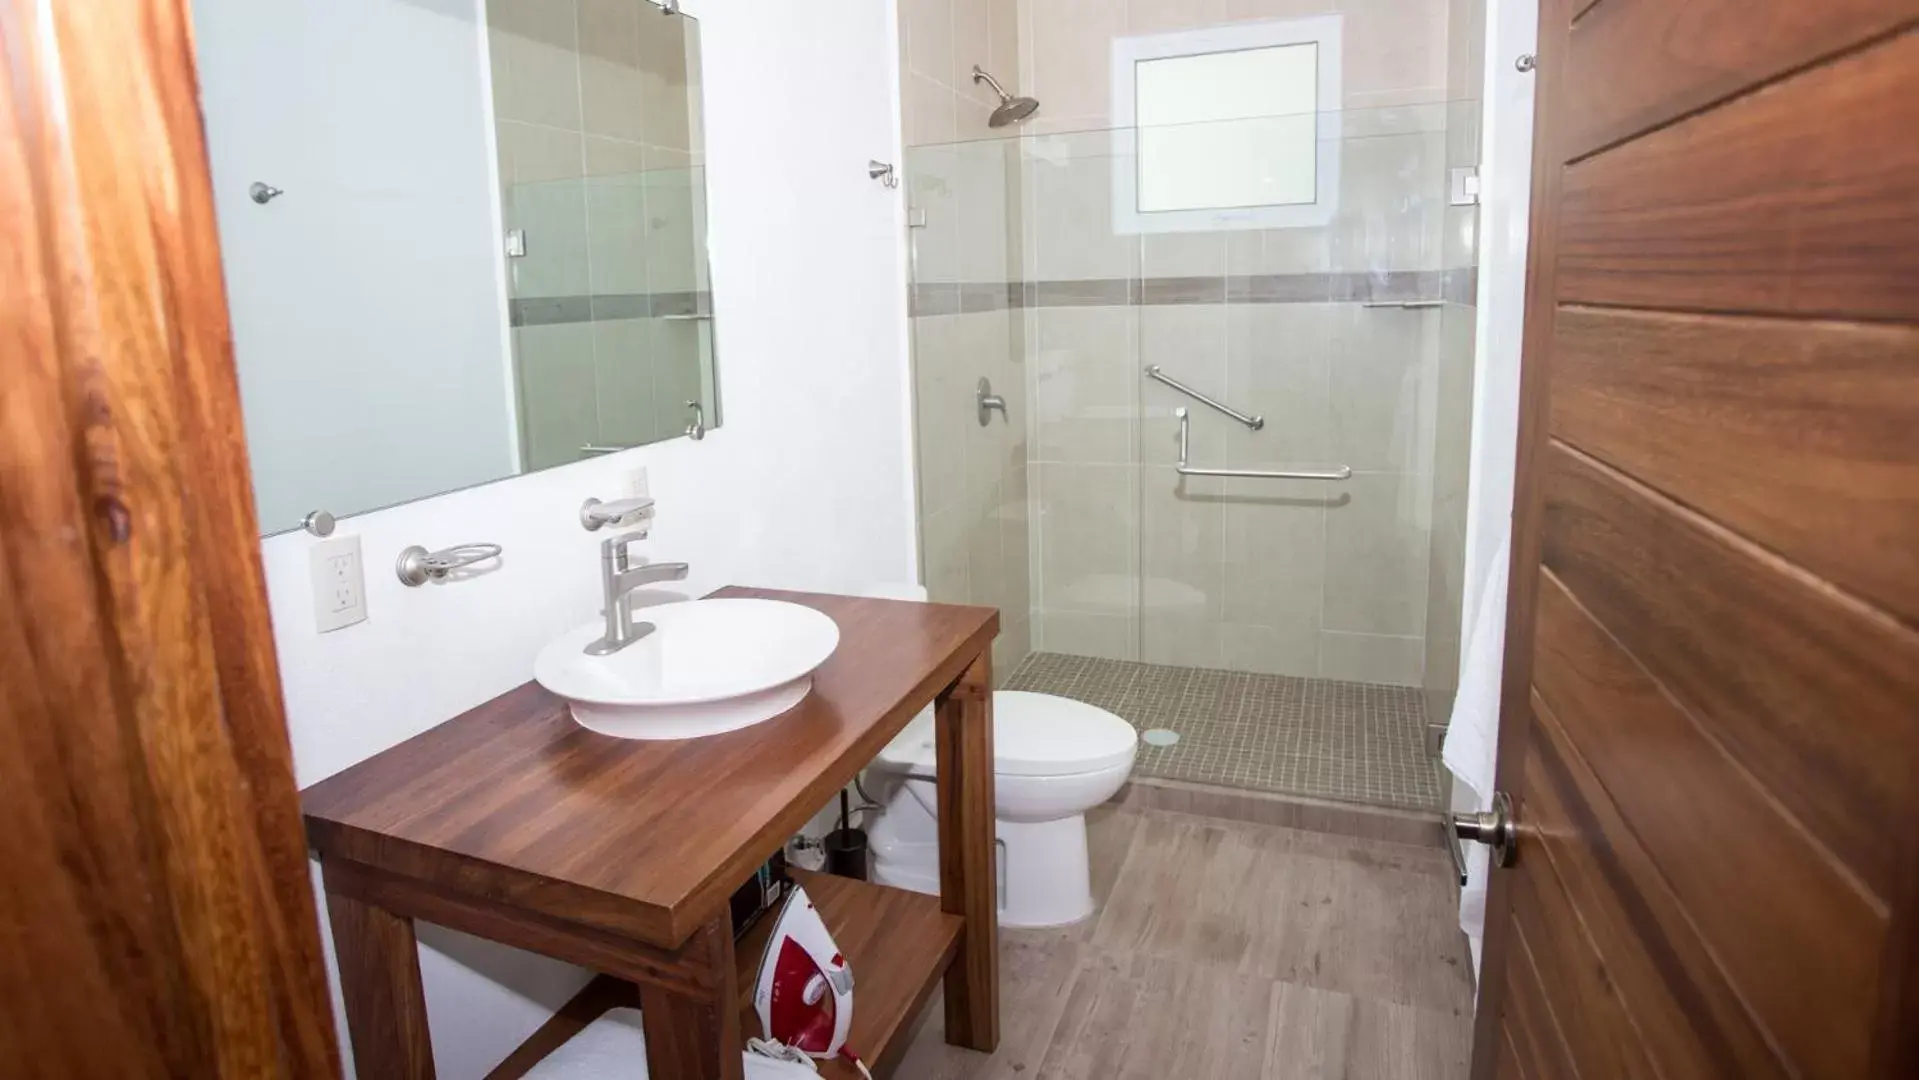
891, 933, 1084, 1080
889, 807, 1472, 1078
1264, 982, 1473, 1080
1035, 949, 1275, 1080
1090, 812, 1472, 1012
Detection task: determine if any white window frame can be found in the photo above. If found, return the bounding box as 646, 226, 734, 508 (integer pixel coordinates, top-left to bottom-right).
1110, 15, 1343, 235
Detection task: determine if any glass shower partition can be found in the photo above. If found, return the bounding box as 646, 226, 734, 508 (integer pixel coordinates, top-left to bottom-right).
1022, 104, 1456, 807
500, 161, 716, 472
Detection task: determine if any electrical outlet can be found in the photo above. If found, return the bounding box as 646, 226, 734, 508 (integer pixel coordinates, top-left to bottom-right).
625, 465, 650, 499
310, 534, 367, 633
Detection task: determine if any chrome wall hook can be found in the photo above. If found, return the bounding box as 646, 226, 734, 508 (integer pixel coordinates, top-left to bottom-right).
249, 181, 284, 204
684, 400, 707, 441
868, 160, 899, 189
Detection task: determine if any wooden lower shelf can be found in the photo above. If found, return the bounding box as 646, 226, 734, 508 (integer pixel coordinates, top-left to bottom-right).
486, 870, 963, 1080
736, 870, 962, 1078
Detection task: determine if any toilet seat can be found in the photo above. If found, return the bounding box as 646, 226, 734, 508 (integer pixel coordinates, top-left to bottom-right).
875, 691, 1138, 777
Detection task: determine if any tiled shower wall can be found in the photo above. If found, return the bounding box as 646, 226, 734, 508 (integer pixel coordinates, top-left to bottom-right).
901, 0, 1033, 680
1423, 0, 1486, 725
487, 0, 710, 471
903, 0, 1466, 690
1017, 0, 1453, 687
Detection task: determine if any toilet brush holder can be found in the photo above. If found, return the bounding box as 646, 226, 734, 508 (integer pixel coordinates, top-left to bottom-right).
824, 826, 869, 881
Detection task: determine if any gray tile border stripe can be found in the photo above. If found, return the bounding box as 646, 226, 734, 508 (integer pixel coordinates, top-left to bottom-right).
910, 270, 1442, 314
509, 291, 715, 327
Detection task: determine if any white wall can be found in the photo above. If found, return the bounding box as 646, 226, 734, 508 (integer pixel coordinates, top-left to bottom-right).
250, 1, 916, 1075
195, 0, 520, 532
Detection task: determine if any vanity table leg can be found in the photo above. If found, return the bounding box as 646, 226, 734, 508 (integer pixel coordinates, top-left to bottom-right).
639, 914, 744, 1080
322, 868, 436, 1079
935, 648, 1000, 1052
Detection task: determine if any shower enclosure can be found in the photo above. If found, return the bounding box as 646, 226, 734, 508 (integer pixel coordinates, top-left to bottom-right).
908, 100, 1475, 814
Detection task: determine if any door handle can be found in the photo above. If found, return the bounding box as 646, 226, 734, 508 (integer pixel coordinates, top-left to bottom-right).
1452, 791, 1518, 868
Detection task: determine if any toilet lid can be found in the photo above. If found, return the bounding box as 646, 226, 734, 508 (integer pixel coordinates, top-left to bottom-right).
875, 691, 1138, 777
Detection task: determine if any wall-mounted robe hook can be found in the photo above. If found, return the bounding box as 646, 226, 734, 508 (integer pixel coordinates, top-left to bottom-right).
868, 160, 899, 189
249, 181, 284, 204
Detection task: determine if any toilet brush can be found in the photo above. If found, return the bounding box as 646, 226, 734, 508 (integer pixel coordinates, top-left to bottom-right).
824, 790, 869, 881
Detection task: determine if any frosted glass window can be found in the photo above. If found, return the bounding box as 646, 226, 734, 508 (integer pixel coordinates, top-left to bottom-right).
1111, 15, 1342, 234
1135, 44, 1318, 212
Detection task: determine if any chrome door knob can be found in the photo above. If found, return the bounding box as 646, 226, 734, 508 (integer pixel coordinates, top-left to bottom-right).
1452, 791, 1518, 867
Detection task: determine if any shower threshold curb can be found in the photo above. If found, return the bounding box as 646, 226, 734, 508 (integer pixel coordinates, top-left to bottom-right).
1113, 775, 1447, 852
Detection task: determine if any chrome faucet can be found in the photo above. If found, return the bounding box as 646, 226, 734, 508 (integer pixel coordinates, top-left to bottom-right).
586, 533, 690, 656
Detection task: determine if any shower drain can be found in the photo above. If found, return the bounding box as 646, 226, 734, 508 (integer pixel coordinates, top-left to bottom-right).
1141, 728, 1181, 748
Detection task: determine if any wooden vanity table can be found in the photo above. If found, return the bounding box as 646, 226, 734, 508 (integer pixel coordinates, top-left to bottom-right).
302, 588, 1000, 1079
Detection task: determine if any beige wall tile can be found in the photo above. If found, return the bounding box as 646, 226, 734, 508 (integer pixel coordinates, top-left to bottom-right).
1027, 0, 1125, 126
1221, 476, 1329, 632
1035, 608, 1139, 661
953, 140, 1012, 280
1343, 0, 1448, 107
1327, 305, 1436, 474
1035, 461, 1138, 614
922, 504, 973, 603
1318, 630, 1423, 686
1322, 470, 1429, 636
1329, 128, 1446, 275
1222, 303, 1334, 468
913, 314, 968, 519
641, 156, 697, 294
1141, 230, 1229, 280
504, 172, 590, 299
968, 477, 1010, 608
960, 311, 1021, 498
988, 0, 1022, 93
994, 615, 1033, 679
591, 318, 660, 446
578, 0, 643, 140
498, 16, 583, 130
648, 320, 703, 439
1139, 303, 1229, 467
901, 0, 956, 85
500, 120, 585, 183
1028, 131, 1142, 281
1139, 466, 1224, 617
1033, 306, 1139, 465
639, 15, 693, 152
516, 323, 597, 469
585, 171, 649, 295
583, 134, 646, 177
1220, 621, 1320, 677
1002, 462, 1034, 619
904, 77, 958, 148
953, 0, 994, 106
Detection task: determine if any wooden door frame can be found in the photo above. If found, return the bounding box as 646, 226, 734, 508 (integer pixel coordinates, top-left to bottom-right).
1467, 0, 1568, 1072
2, 1, 339, 1074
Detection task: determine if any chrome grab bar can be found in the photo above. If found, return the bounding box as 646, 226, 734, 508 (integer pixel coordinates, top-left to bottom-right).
1173, 407, 1352, 481
1144, 365, 1263, 431
1362, 300, 1442, 309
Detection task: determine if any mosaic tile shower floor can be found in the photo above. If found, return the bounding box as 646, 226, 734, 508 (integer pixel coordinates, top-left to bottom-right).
1003, 652, 1445, 812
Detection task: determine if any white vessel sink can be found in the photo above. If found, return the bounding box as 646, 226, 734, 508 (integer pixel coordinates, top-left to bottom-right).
534, 599, 840, 740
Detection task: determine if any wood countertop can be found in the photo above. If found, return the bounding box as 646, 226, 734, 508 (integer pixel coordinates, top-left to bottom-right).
302, 587, 998, 948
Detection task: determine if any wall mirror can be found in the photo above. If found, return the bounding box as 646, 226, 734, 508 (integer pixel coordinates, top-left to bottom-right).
191, 0, 717, 536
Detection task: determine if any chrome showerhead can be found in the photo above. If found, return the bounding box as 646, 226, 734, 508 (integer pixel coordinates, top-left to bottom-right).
972, 65, 1039, 128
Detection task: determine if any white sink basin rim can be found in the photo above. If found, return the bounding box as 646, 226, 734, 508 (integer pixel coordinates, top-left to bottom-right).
534, 598, 841, 740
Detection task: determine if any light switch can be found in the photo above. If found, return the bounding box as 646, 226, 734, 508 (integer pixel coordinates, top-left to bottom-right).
310, 534, 367, 632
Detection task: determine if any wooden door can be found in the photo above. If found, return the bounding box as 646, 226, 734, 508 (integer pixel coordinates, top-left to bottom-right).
1, 1, 340, 1076
1476, 3, 1919, 1079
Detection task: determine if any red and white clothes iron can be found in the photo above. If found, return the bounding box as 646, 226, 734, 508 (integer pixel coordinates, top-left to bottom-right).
751, 884, 872, 1078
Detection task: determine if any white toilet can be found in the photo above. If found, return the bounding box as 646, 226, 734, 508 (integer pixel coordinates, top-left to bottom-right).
865, 690, 1138, 928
